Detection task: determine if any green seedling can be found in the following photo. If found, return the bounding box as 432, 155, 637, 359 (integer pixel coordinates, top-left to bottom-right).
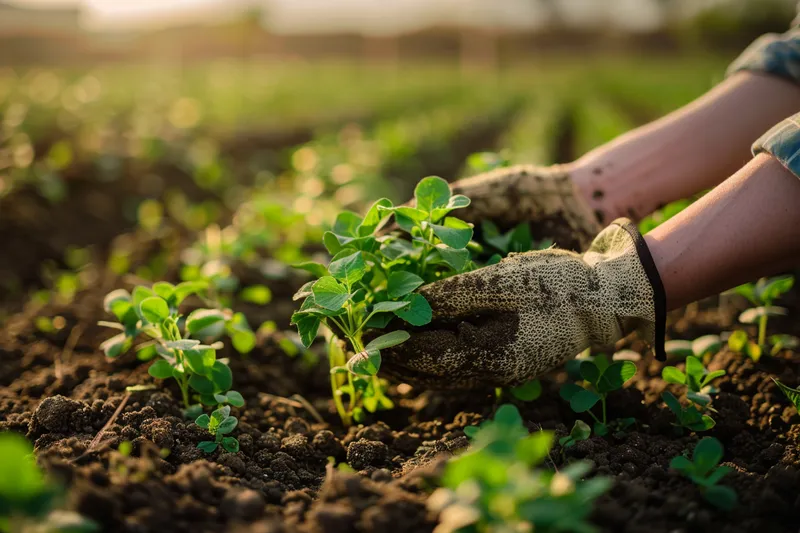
729, 275, 794, 347
670, 437, 737, 511
559, 420, 591, 449
0, 433, 97, 533
196, 405, 240, 453
662, 355, 725, 409
662, 391, 715, 433
433, 404, 611, 533
768, 334, 799, 356
727, 330, 763, 362
292, 176, 475, 426
559, 354, 637, 436
482, 220, 553, 265
100, 282, 245, 410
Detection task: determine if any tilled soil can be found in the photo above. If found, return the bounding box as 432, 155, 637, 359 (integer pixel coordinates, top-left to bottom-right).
2, 281, 800, 533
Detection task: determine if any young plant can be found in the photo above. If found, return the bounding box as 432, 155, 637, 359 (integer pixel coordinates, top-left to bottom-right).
559, 420, 591, 449
0, 433, 97, 533
661, 355, 726, 409
100, 282, 244, 411
291, 176, 475, 426
726, 330, 763, 363
729, 275, 794, 347
431, 404, 611, 533
662, 392, 715, 433
196, 405, 240, 453
559, 354, 637, 436
670, 437, 737, 511
481, 220, 553, 265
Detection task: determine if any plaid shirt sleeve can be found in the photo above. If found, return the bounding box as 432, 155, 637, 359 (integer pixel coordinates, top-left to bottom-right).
727, 11, 800, 179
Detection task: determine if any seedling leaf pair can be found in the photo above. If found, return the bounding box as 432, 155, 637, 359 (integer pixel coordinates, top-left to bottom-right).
670, 437, 737, 510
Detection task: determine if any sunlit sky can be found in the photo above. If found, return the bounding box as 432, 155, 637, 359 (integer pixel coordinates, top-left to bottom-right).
5, 0, 715, 34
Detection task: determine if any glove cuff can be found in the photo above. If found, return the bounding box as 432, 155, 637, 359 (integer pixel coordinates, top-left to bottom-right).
608, 218, 667, 362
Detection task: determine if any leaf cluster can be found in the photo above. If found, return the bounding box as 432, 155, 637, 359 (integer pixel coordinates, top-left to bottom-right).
670, 437, 737, 510
662, 392, 715, 433
196, 406, 240, 453
559, 355, 637, 436
662, 355, 725, 408
432, 405, 611, 533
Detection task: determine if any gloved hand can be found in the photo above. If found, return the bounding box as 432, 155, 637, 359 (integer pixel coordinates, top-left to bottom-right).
379, 219, 666, 390
448, 164, 601, 251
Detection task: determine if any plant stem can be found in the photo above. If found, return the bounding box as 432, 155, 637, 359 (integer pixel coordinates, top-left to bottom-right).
758, 315, 768, 347
601, 398, 607, 425
327, 334, 350, 426
495, 387, 504, 402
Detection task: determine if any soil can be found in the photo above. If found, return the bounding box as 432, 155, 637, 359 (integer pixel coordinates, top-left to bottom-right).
1, 275, 800, 533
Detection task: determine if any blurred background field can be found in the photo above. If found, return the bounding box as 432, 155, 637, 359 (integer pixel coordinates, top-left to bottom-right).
0, 0, 794, 324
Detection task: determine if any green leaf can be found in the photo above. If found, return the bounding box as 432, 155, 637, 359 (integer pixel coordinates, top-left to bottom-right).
394, 293, 432, 326
435, 245, 470, 271
704, 485, 737, 511
100, 333, 131, 358
739, 306, 787, 324
731, 283, 758, 305
223, 391, 245, 407
693, 437, 723, 475
414, 176, 451, 213
669, 455, 692, 472
387, 271, 424, 299
371, 300, 410, 314
579, 361, 600, 384
240, 285, 272, 305
312, 276, 349, 311
570, 389, 601, 413
515, 430, 554, 466
569, 419, 592, 441
333, 211, 362, 237
184, 347, 215, 375
165, 339, 201, 351
559, 382, 584, 402
510, 379, 542, 402
694, 415, 716, 431
153, 282, 175, 301
323, 231, 345, 255
431, 194, 471, 220
348, 349, 381, 376
687, 392, 712, 407
293, 281, 314, 302
221, 437, 240, 453
217, 416, 238, 435
172, 281, 208, 306
662, 366, 686, 385
746, 341, 762, 362
664, 340, 694, 359
773, 378, 800, 414
685, 356, 704, 389
195, 414, 210, 429
692, 335, 721, 358
292, 261, 329, 278
293, 313, 321, 348
139, 297, 169, 324
186, 309, 226, 334
662, 391, 682, 415
210, 361, 233, 392
329, 251, 366, 285
358, 198, 392, 236
197, 441, 218, 453
232, 331, 257, 354
431, 217, 473, 249
365, 330, 410, 351
189, 374, 215, 395
132, 286, 155, 314
597, 361, 636, 393
148, 359, 174, 379
701, 370, 726, 387
756, 275, 794, 303
727, 330, 748, 352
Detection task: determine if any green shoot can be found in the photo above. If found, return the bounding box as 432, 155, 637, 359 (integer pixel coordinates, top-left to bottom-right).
661, 354, 725, 409
559, 354, 637, 436
196, 405, 240, 454
662, 392, 715, 433
291, 176, 474, 426
99, 282, 245, 411
729, 275, 794, 347
559, 420, 591, 449
670, 437, 737, 511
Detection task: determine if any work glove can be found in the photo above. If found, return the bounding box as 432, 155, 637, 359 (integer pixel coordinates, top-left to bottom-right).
449, 164, 601, 251
380, 219, 666, 390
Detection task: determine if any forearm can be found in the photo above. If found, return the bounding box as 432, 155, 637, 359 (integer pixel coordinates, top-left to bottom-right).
571, 72, 800, 222
644, 153, 800, 310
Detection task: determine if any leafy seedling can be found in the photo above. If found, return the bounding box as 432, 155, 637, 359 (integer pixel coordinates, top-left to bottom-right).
99, 283, 244, 410
559, 420, 591, 449
292, 176, 475, 426
727, 330, 762, 363
662, 391, 715, 433
662, 355, 725, 408
670, 437, 737, 510
0, 433, 97, 532
434, 404, 611, 533
196, 405, 240, 453
729, 275, 794, 347
559, 354, 637, 436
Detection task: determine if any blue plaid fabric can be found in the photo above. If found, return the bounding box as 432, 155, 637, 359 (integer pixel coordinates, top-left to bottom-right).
728, 7, 800, 178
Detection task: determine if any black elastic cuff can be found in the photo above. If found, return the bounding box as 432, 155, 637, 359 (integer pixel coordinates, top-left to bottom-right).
612, 218, 668, 362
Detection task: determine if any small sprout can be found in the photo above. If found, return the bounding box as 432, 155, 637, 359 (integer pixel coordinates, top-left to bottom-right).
196, 405, 240, 453
670, 437, 737, 510
727, 330, 762, 362
728, 275, 794, 348
661, 355, 725, 409
435, 405, 610, 533
559, 354, 637, 436
559, 420, 591, 448
662, 391, 715, 433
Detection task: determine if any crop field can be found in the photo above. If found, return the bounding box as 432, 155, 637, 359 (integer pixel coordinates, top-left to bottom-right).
2, 55, 800, 533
